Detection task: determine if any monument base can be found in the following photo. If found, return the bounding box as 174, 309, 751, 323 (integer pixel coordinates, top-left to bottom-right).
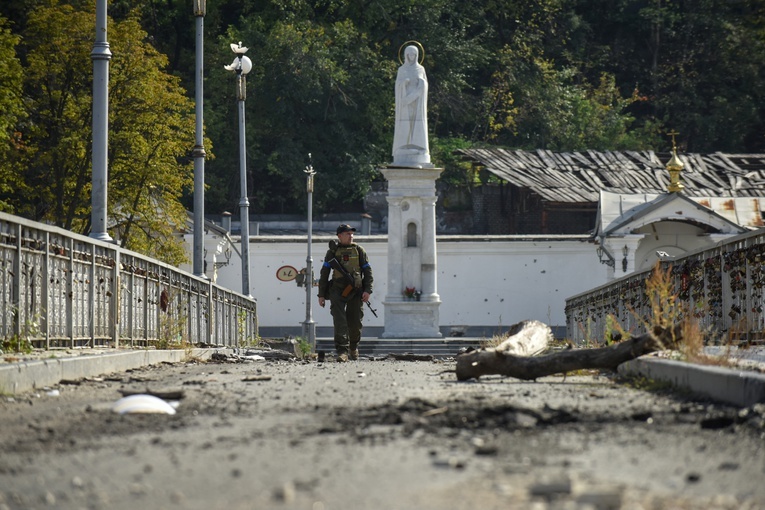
384, 162, 436, 170
381, 300, 442, 338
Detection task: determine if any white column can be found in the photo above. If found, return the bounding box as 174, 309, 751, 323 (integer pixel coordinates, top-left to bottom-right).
421, 196, 439, 300
386, 196, 404, 301
380, 167, 443, 338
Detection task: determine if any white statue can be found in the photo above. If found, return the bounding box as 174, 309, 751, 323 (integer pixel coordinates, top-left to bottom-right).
392, 44, 431, 167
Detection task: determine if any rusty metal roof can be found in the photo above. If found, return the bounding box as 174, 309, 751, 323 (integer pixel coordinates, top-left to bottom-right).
457, 149, 765, 203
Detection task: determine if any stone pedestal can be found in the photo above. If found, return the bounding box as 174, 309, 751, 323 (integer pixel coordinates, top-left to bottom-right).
380, 166, 443, 338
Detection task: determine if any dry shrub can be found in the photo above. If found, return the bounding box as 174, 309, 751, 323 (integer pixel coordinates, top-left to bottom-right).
480, 333, 508, 349
645, 262, 682, 330
640, 262, 743, 368
642, 262, 707, 353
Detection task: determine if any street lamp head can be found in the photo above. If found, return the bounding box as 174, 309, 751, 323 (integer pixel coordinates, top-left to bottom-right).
304, 152, 316, 176
240, 56, 252, 75
223, 55, 252, 75
223, 58, 238, 72
230, 42, 248, 54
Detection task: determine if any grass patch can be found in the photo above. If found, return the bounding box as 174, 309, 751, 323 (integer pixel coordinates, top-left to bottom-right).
2, 336, 33, 355
620, 374, 678, 394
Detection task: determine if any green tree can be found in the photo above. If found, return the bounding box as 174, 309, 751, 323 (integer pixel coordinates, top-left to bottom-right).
3, 0, 764, 230
15, 4, 197, 264
569, 0, 765, 152
482, 41, 661, 150
107, 13, 200, 263
0, 15, 25, 212
20, 3, 94, 224
204, 16, 393, 215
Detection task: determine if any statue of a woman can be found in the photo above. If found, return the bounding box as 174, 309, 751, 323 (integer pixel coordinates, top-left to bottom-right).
392, 45, 431, 167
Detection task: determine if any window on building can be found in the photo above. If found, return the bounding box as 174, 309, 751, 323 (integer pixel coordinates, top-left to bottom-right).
407, 222, 417, 247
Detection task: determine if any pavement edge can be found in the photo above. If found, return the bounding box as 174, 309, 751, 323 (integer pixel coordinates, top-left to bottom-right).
0, 348, 228, 395
619, 357, 765, 407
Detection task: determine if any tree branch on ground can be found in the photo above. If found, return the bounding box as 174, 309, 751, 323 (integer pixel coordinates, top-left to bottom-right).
455, 324, 683, 381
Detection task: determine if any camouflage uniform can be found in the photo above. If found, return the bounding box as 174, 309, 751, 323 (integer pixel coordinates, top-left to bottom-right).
318, 240, 373, 356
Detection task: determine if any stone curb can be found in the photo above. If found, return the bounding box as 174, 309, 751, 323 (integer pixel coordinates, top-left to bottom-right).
618, 357, 765, 407
0, 349, 226, 395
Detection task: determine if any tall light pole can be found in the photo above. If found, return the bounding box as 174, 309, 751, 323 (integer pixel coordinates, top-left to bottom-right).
224, 43, 252, 297
192, 0, 206, 277
89, 0, 113, 242
302, 154, 317, 350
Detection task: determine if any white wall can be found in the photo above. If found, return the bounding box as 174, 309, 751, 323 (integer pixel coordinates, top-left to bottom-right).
184, 234, 606, 335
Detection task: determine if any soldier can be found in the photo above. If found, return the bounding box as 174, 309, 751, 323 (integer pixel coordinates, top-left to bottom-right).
318, 224, 374, 362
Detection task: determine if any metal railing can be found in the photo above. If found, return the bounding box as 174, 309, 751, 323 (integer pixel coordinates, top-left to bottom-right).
0, 212, 257, 349
566, 228, 765, 345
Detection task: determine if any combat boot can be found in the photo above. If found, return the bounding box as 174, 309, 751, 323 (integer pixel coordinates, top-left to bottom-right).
349, 349, 359, 360
337, 352, 349, 362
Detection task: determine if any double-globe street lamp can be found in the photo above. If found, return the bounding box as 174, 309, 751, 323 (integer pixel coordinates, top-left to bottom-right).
224, 43, 253, 297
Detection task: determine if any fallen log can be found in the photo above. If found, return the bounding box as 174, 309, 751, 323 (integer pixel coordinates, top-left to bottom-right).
455, 324, 683, 381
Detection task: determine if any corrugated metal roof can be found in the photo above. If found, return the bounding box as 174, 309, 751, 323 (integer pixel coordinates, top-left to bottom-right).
457, 149, 765, 203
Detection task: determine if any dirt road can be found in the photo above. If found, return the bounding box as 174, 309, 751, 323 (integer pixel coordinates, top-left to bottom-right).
1, 356, 764, 509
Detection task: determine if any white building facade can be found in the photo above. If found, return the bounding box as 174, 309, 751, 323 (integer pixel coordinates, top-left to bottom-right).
182, 232, 604, 338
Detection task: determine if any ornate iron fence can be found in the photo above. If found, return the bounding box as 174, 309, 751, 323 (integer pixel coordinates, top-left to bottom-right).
0, 212, 257, 349
566, 228, 765, 345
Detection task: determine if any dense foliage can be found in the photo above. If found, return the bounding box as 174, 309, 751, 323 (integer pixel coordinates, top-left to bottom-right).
0, 0, 763, 262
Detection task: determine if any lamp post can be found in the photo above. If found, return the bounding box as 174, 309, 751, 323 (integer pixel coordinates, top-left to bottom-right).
302, 154, 317, 351
224, 43, 253, 297
89, 0, 113, 242
192, 0, 206, 277
596, 244, 615, 268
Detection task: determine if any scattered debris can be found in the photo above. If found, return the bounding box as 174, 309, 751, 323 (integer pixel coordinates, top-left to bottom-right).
494, 320, 551, 357
432, 456, 466, 469
118, 388, 185, 400
242, 375, 272, 382
529, 475, 572, 499
575, 483, 624, 509
389, 352, 434, 361
244, 348, 294, 360
112, 394, 177, 415
421, 406, 448, 417
272, 481, 296, 503
210, 349, 294, 363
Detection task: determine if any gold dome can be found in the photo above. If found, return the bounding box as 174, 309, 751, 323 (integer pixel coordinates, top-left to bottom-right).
666, 131, 684, 193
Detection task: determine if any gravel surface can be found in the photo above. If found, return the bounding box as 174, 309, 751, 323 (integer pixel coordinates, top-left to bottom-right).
1, 355, 764, 510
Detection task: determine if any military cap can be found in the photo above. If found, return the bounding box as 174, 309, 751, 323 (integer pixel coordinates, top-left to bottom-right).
336, 224, 356, 234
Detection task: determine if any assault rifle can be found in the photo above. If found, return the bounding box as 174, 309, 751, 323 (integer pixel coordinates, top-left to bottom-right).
327, 257, 378, 318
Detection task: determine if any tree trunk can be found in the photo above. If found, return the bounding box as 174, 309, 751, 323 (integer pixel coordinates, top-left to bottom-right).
455, 325, 683, 381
